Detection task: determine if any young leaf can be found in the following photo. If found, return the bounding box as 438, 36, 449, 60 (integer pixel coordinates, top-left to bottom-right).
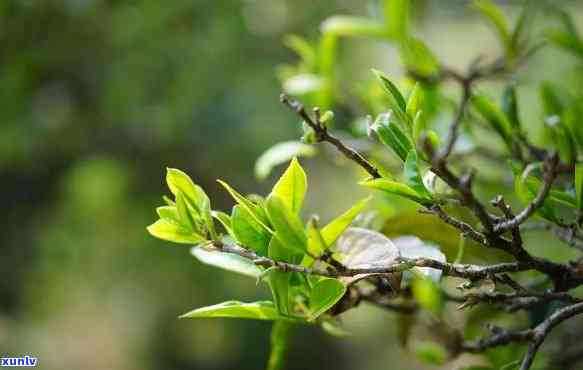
321, 196, 371, 247
191, 247, 261, 278
271, 158, 307, 215
167, 168, 216, 239
309, 278, 347, 321
147, 219, 205, 244
156, 206, 180, 224
217, 179, 273, 233
180, 300, 298, 321
307, 218, 327, 259
406, 83, 423, 119
372, 70, 407, 114
472, 94, 513, 149
232, 205, 271, 256
265, 194, 308, 254
546, 117, 576, 164
212, 210, 234, 237
372, 112, 414, 162
255, 142, 317, 181
360, 178, 432, 206
404, 150, 431, 198
576, 164, 583, 210
540, 82, 564, 117
283, 34, 316, 69
176, 192, 198, 231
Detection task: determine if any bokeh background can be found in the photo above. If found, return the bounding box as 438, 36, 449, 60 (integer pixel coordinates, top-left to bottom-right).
1, 1, 583, 369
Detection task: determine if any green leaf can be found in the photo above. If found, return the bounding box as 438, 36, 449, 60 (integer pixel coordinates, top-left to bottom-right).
383, 0, 409, 40
373, 112, 414, 162
256, 142, 317, 181
180, 300, 298, 321
268, 271, 291, 316
307, 218, 328, 259
212, 210, 234, 237
190, 247, 261, 278
472, 94, 513, 149
546, 117, 576, 164
576, 164, 583, 210
404, 150, 431, 198
361, 178, 432, 206
321, 16, 388, 38
406, 83, 423, 118
271, 158, 307, 215
176, 192, 198, 231
265, 194, 308, 254
147, 219, 205, 244
321, 197, 371, 247
309, 278, 347, 321
217, 179, 273, 233
372, 69, 407, 114
472, 0, 510, 51
501, 84, 520, 129
412, 276, 443, 317
156, 206, 180, 223
167, 168, 216, 239
232, 205, 271, 256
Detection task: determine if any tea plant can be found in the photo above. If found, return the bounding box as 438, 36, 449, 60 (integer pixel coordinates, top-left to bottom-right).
148, 1, 583, 369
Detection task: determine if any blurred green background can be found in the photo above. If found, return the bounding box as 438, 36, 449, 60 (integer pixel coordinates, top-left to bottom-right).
1, 1, 582, 369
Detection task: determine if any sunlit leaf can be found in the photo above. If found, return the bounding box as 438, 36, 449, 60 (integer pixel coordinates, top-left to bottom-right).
180, 300, 299, 322
372, 112, 414, 162
265, 194, 307, 254
383, 0, 409, 40
271, 158, 307, 215
217, 179, 273, 233
414, 341, 448, 365
319, 197, 371, 249
399, 37, 440, 77
147, 219, 205, 244
372, 69, 407, 114
232, 205, 270, 256
191, 247, 261, 278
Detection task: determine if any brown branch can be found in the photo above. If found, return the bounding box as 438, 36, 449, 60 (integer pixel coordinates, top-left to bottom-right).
494, 152, 560, 233
461, 301, 583, 370
280, 94, 381, 179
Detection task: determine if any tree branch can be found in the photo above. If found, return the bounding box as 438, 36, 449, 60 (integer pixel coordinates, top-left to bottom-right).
280, 94, 381, 179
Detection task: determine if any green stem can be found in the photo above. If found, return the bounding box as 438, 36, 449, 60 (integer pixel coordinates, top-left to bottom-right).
266, 321, 294, 370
